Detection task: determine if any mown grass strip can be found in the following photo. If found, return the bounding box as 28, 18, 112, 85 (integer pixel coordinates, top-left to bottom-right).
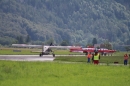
0, 48, 39, 55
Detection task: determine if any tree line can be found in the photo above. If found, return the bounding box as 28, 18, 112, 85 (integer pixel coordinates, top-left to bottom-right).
0, 0, 130, 50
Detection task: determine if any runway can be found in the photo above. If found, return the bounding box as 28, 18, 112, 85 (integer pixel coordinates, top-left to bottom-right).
0, 55, 55, 61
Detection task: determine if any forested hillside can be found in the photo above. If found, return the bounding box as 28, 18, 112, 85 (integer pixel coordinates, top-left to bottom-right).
0, 0, 130, 49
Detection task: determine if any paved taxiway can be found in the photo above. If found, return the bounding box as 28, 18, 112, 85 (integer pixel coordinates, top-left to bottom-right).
0, 55, 85, 62
0, 55, 55, 61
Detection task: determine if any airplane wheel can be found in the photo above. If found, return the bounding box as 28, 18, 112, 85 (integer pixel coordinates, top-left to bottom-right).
53, 54, 55, 57
39, 53, 42, 57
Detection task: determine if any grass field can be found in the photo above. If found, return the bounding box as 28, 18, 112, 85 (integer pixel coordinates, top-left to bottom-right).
0, 48, 38, 55
54, 56, 130, 64
0, 48, 130, 86
0, 61, 130, 86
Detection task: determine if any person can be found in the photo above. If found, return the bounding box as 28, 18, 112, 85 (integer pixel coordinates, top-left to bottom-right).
87, 52, 92, 63
92, 50, 100, 64
124, 53, 128, 65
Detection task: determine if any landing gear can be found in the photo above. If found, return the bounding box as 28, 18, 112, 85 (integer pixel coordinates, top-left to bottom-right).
39, 52, 47, 57
39, 52, 43, 57
39, 51, 55, 57
52, 53, 55, 57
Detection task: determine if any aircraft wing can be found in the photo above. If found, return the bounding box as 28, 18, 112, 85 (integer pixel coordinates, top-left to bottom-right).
12, 44, 42, 48
48, 46, 72, 49
12, 44, 79, 52
43, 46, 72, 52
12, 44, 73, 51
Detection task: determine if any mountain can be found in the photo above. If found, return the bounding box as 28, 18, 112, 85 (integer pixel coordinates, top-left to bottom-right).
0, 0, 130, 49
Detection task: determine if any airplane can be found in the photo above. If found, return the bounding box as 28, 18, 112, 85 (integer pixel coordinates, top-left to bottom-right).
69, 46, 116, 56
12, 43, 78, 57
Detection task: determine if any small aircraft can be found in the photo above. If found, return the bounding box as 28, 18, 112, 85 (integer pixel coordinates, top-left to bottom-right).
70, 47, 116, 56
12, 43, 77, 57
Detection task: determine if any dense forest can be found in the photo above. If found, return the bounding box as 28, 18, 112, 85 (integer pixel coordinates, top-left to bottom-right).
0, 0, 130, 50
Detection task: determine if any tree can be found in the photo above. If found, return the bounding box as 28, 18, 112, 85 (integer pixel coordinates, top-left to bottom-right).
60, 41, 68, 46
100, 42, 112, 50
16, 36, 24, 44
26, 35, 31, 43
125, 46, 130, 52
45, 38, 54, 45
86, 44, 93, 48
92, 38, 97, 46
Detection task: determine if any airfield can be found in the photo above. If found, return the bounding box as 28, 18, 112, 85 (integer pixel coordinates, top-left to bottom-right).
0, 55, 129, 66
0, 48, 129, 66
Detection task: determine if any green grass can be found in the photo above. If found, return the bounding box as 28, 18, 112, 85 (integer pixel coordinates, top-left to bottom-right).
0, 48, 130, 86
0, 61, 130, 86
54, 56, 129, 64
53, 49, 85, 55
0, 48, 39, 55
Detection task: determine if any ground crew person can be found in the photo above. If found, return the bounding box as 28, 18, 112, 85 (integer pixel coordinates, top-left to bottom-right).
87, 52, 92, 63
124, 53, 128, 65
92, 50, 100, 64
